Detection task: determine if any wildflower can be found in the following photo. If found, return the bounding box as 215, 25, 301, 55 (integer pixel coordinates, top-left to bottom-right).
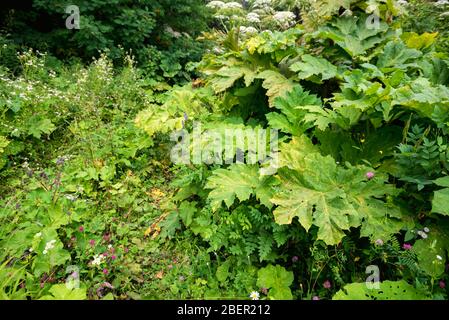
375, 239, 384, 246
292, 256, 299, 263
165, 26, 181, 38
56, 157, 66, 166
436, 255, 443, 261
249, 291, 260, 300
179, 276, 185, 281
439, 280, 446, 289
65, 194, 77, 202
43, 240, 56, 255
124, 247, 129, 253
423, 227, 430, 233
312, 296, 320, 300
417, 231, 428, 239
34, 232, 42, 238
92, 254, 105, 266
397, 0, 409, 6
111, 255, 117, 260
103, 233, 111, 242
168, 264, 173, 269
323, 280, 332, 289
79, 226, 84, 232
366, 171, 375, 180
403, 243, 412, 250
89, 239, 96, 246
102, 268, 109, 275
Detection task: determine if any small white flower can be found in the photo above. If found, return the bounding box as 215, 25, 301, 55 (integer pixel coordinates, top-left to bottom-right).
397, 0, 409, 6
437, 255, 443, 261
249, 291, 260, 300
65, 194, 77, 202
43, 239, 56, 254
29, 248, 33, 252
417, 230, 427, 238
34, 232, 42, 238
92, 254, 105, 266
423, 227, 430, 233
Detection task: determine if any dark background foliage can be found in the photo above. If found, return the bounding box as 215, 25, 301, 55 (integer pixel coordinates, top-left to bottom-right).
0, 0, 212, 80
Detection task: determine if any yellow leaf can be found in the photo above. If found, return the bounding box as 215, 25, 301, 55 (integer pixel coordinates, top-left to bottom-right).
402, 32, 438, 50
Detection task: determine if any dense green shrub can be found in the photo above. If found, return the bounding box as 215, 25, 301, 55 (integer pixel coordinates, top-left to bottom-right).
0, 0, 212, 81
137, 0, 449, 300
1, 0, 449, 301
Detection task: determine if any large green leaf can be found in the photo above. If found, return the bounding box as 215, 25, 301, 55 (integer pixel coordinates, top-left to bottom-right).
432, 188, 449, 216
376, 41, 422, 72
271, 136, 404, 245
257, 265, 294, 300
413, 227, 449, 278
39, 284, 87, 300
333, 281, 429, 300
205, 164, 277, 211
318, 15, 391, 57
268, 85, 322, 135
290, 54, 338, 81
256, 70, 295, 106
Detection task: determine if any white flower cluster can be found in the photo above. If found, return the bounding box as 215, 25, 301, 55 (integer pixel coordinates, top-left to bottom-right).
207, 1, 226, 9
273, 11, 296, 28
92, 254, 105, 266
224, 2, 243, 9
397, 0, 408, 6
43, 239, 56, 254
247, 12, 261, 23
273, 11, 296, 22
239, 26, 258, 36
417, 227, 430, 239
252, 0, 272, 9
435, 0, 449, 6
165, 26, 182, 38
